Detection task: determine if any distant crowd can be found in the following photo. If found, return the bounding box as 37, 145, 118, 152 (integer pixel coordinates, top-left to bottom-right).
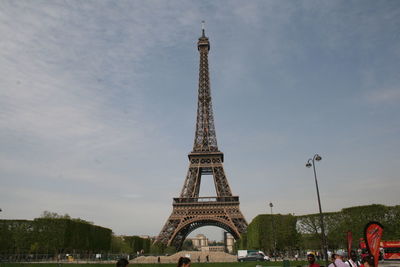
116, 249, 374, 267
116, 256, 191, 267
308, 250, 375, 267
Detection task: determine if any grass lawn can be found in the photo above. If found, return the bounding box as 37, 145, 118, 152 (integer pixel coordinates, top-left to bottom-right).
0, 260, 311, 267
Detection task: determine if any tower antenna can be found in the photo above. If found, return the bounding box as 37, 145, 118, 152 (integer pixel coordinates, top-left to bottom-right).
201, 20, 205, 36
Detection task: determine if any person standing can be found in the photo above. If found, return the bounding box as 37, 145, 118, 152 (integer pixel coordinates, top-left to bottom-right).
328, 251, 348, 267
346, 250, 360, 267
116, 258, 129, 267
360, 255, 375, 267
308, 254, 320, 267
177, 257, 191, 267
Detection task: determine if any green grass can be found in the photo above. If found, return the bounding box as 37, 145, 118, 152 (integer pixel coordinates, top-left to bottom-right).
2, 264, 291, 266
0, 261, 311, 267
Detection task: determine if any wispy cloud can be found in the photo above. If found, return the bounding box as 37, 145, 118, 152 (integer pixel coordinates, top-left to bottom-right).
365, 88, 400, 104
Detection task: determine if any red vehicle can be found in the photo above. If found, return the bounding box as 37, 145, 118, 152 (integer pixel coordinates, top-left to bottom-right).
381, 241, 400, 260
359, 238, 400, 260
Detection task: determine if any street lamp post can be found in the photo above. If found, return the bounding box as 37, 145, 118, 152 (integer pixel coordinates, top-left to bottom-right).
306, 154, 329, 267
269, 202, 276, 261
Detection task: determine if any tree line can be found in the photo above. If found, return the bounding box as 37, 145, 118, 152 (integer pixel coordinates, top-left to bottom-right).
0, 211, 151, 257
237, 204, 400, 255
2, 204, 399, 257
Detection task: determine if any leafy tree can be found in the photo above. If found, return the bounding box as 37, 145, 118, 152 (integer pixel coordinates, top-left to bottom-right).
0, 212, 111, 255
29, 242, 39, 254
40, 211, 70, 219
297, 204, 400, 250
240, 204, 400, 253
150, 241, 166, 254
12, 220, 34, 254
165, 245, 177, 254
110, 235, 131, 253
0, 220, 14, 253
181, 239, 194, 250
235, 232, 247, 251
34, 218, 67, 254
150, 241, 176, 255
244, 214, 300, 254
120, 235, 151, 255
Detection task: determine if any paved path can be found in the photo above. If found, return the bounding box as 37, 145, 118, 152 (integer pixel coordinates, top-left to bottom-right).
132, 254, 400, 266
381, 262, 400, 267
132, 251, 237, 264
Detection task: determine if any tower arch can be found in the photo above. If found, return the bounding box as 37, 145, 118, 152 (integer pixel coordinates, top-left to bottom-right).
170, 217, 240, 249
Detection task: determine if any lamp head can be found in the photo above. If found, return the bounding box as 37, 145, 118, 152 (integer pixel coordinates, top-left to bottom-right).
306, 160, 312, 168
315, 154, 322, 161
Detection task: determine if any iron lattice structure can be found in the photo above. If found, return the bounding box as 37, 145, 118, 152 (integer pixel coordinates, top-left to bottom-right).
155, 28, 248, 250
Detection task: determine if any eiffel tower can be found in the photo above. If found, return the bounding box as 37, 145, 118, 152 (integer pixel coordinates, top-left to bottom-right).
155, 24, 248, 250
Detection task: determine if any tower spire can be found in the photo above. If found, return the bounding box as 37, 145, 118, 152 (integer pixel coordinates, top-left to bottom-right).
194, 21, 214, 152
201, 20, 205, 37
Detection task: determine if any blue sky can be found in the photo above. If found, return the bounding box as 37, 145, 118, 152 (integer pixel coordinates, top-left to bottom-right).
1, 0, 399, 240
